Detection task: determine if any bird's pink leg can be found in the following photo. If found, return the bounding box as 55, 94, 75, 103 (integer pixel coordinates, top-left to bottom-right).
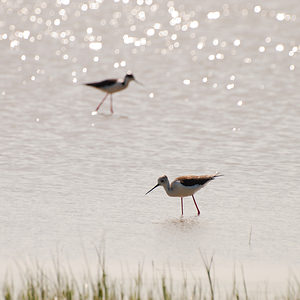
192, 195, 200, 215
95, 93, 109, 111
110, 94, 114, 114
181, 197, 184, 215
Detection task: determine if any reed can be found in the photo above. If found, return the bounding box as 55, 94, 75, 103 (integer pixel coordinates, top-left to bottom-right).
2, 256, 299, 300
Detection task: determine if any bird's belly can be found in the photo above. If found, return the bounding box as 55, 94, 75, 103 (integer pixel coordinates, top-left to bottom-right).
99, 83, 125, 93
169, 183, 202, 197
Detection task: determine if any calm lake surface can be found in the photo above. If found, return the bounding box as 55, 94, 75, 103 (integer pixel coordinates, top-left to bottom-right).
0, 0, 299, 289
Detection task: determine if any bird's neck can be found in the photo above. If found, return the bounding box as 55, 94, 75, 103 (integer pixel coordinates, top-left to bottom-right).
162, 180, 173, 196
123, 77, 131, 86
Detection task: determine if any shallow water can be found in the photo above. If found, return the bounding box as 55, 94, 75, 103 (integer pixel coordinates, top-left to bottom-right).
0, 0, 299, 288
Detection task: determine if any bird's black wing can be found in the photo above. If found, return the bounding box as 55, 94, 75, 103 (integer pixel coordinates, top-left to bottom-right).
176, 175, 216, 186
85, 79, 117, 88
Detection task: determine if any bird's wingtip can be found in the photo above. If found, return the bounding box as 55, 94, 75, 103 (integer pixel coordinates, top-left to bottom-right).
214, 172, 224, 178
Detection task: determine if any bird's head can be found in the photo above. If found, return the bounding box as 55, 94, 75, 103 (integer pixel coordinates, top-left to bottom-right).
125, 73, 135, 81
125, 73, 143, 85
157, 175, 168, 186
145, 175, 168, 195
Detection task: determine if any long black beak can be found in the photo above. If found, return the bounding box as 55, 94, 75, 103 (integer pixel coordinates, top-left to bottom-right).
134, 79, 143, 86
145, 184, 159, 195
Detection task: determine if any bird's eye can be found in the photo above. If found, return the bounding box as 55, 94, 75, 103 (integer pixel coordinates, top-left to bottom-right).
161, 179, 164, 183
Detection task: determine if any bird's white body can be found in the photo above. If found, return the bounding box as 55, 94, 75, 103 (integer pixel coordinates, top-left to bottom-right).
96, 77, 132, 94
162, 179, 204, 197
101, 81, 125, 93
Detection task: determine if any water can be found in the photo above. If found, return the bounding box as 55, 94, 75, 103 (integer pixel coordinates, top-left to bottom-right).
0, 0, 299, 289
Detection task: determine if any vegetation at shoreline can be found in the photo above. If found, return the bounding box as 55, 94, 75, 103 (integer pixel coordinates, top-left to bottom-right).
2, 255, 300, 300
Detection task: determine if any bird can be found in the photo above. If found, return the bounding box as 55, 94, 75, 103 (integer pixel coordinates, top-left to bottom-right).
145, 174, 222, 216
85, 73, 142, 114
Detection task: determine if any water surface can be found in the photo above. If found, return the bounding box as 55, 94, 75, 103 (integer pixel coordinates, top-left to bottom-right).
0, 0, 299, 288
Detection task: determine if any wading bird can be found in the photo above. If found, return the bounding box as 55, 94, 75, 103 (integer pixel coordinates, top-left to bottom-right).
85, 73, 141, 113
145, 174, 222, 215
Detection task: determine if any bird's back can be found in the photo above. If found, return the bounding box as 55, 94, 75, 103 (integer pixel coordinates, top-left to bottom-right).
85, 78, 126, 93
175, 174, 220, 187
85, 79, 117, 88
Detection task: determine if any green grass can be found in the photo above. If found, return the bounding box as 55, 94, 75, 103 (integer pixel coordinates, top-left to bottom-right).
2, 255, 300, 300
